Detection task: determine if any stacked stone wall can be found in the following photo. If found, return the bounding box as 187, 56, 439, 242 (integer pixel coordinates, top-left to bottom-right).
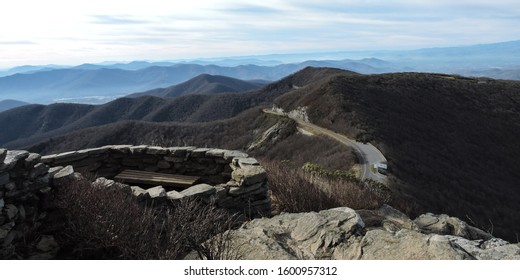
1, 146, 270, 259
40, 145, 270, 216
0, 148, 73, 258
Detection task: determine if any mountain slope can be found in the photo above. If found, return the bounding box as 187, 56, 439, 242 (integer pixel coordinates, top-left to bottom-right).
129, 74, 263, 98
275, 72, 520, 241
0, 67, 348, 148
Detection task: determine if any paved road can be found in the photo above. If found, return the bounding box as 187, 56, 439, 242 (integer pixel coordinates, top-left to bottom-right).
263, 109, 387, 183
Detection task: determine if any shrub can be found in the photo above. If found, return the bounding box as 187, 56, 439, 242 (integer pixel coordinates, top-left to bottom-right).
54, 177, 239, 259
262, 160, 385, 213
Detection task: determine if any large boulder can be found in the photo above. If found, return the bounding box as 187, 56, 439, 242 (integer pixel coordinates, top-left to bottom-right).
357, 204, 418, 232
224, 207, 364, 259
221, 205, 520, 260
414, 213, 493, 240
334, 229, 473, 260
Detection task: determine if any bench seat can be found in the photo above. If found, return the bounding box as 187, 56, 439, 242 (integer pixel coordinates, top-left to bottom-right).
114, 169, 200, 188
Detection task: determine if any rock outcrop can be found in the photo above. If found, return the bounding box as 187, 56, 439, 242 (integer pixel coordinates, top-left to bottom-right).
223, 205, 520, 260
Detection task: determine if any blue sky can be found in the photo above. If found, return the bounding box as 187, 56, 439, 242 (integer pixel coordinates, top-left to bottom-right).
1, 0, 519, 68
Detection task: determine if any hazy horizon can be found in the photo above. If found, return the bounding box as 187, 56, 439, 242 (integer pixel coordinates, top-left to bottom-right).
1, 0, 520, 68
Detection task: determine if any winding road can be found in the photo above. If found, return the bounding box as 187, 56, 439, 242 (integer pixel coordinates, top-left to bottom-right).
263, 109, 387, 184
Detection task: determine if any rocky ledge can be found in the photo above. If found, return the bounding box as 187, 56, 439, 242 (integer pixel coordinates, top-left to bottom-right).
222, 205, 520, 260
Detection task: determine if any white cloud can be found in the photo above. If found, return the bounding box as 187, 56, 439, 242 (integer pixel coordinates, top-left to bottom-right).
0, 0, 519, 68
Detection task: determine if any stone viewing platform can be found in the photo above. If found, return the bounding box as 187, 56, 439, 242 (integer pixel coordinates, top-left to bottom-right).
1, 146, 270, 259
40, 145, 271, 216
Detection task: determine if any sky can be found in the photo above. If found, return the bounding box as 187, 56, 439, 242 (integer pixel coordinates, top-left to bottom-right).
1, 0, 519, 68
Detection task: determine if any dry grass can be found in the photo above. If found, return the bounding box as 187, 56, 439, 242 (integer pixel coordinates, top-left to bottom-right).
54, 177, 239, 260
262, 160, 385, 214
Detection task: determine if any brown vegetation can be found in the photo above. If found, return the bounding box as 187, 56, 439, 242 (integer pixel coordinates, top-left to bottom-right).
53, 177, 239, 259
262, 160, 385, 214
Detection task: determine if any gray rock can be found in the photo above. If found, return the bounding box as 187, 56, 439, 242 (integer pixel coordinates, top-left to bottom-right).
0, 172, 9, 185
47, 166, 64, 177
414, 213, 493, 240
36, 235, 59, 252
166, 190, 185, 201
29, 163, 49, 179
146, 146, 168, 155
231, 166, 267, 186
110, 145, 133, 153
52, 165, 75, 186
5, 182, 16, 191
130, 186, 150, 200
0, 221, 15, 239
5, 204, 18, 220
219, 204, 520, 260
53, 165, 74, 180
334, 229, 473, 260
163, 156, 184, 163
236, 157, 260, 168
129, 145, 148, 154
180, 184, 216, 197
224, 208, 364, 259
228, 181, 266, 196
24, 153, 42, 167
54, 151, 88, 163
131, 186, 147, 195
214, 186, 227, 200
357, 204, 417, 232
93, 177, 116, 188
191, 148, 211, 157
439, 235, 520, 260
83, 146, 111, 155
157, 160, 171, 169
223, 150, 248, 161
0, 148, 6, 163
146, 186, 166, 199
1, 150, 29, 171
206, 149, 227, 158
0, 198, 4, 210
2, 229, 22, 247
40, 154, 57, 164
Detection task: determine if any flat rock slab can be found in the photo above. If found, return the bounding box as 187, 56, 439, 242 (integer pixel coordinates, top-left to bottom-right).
53, 165, 74, 180
223, 150, 248, 161
1, 150, 29, 171
231, 166, 267, 186
236, 157, 260, 168
166, 190, 185, 201
180, 184, 216, 197
146, 186, 166, 198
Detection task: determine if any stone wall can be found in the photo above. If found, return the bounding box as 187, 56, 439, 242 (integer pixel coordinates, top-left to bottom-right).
1, 145, 270, 259
0, 148, 74, 258
40, 145, 271, 216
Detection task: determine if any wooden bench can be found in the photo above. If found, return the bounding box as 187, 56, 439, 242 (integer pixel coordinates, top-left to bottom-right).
114, 169, 201, 188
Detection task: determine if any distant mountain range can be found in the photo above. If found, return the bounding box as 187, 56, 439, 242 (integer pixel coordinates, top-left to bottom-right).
0, 60, 388, 103
128, 74, 267, 98
0, 99, 29, 112
1, 40, 519, 104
